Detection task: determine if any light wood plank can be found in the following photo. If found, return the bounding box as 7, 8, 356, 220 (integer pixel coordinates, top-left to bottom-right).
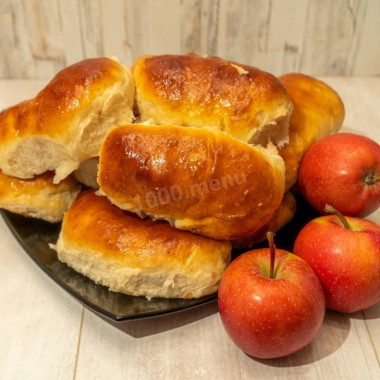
238, 309, 379, 380
352, 0, 380, 75
206, 0, 221, 56
180, 0, 203, 54
1, 0, 380, 78
22, 0, 64, 60
124, 0, 150, 65
78, 0, 104, 58
100, 0, 129, 63
351, 311, 380, 379
0, 79, 83, 379
344, 0, 369, 75
313, 311, 378, 380
362, 303, 380, 367
58, 0, 85, 66
0, 11, 14, 77
0, 216, 83, 380
76, 302, 380, 379
21, 0, 65, 78
222, 0, 272, 66
238, 333, 324, 380
0, 0, 37, 78
300, 0, 368, 75
264, 0, 309, 75
76, 305, 243, 380
146, 0, 181, 55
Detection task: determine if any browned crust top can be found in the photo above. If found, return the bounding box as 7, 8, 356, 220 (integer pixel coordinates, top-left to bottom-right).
0, 58, 126, 142
98, 124, 284, 239
133, 54, 291, 136
62, 191, 231, 264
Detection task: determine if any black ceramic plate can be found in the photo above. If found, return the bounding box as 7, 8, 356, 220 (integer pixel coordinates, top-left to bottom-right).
0, 194, 317, 322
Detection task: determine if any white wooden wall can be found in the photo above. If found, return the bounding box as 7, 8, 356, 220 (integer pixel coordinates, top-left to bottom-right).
0, 0, 379, 79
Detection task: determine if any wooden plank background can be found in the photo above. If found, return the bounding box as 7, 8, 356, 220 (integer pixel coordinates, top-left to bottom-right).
0, 0, 379, 79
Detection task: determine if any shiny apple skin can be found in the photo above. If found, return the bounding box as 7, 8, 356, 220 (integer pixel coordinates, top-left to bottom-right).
298, 133, 380, 217
218, 249, 325, 359
294, 215, 380, 313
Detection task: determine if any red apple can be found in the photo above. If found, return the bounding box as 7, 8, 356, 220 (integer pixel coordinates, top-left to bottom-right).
218, 233, 325, 359
293, 205, 380, 313
298, 133, 380, 217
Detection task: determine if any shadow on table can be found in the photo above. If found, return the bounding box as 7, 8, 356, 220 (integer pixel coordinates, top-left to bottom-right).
249, 309, 351, 367
100, 299, 219, 338
350, 302, 380, 320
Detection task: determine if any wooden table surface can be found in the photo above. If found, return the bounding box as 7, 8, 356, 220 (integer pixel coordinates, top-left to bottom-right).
0, 77, 379, 380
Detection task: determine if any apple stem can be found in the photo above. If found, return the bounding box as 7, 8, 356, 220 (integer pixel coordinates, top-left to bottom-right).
364, 171, 380, 186
266, 231, 276, 279
324, 204, 351, 230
